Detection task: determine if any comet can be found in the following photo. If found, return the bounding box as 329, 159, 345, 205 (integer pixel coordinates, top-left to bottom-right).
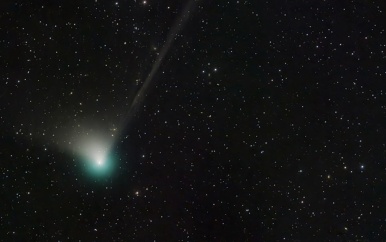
71, 133, 116, 178
58, 1, 197, 179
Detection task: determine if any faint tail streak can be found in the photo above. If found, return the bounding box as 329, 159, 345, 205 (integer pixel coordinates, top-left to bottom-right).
123, 0, 197, 125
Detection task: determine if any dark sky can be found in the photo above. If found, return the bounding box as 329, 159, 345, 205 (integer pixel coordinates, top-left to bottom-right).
1, 0, 386, 241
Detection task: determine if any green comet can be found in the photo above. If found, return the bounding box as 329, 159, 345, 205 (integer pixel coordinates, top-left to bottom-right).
81, 152, 117, 178
72, 134, 117, 179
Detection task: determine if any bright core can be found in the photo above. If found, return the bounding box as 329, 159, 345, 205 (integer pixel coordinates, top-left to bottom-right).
96, 157, 104, 166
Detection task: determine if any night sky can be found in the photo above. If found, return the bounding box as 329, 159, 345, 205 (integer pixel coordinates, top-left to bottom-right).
1, 0, 386, 241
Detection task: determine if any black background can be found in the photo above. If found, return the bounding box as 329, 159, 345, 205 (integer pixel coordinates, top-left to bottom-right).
1, 0, 386, 240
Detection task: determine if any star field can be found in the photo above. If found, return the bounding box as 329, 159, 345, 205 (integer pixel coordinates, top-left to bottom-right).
1, 0, 386, 240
